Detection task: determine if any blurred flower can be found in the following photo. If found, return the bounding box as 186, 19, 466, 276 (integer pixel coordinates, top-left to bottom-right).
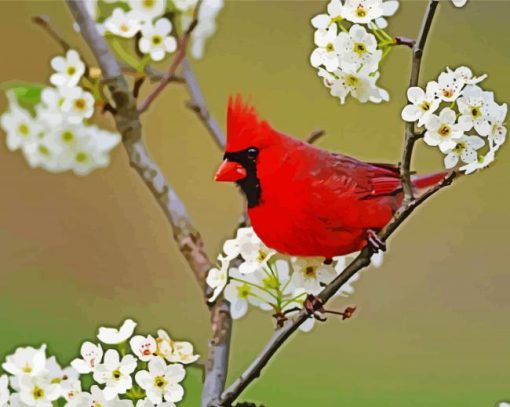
128, 0, 166, 22
71, 341, 103, 374
97, 319, 137, 345
1, 92, 42, 152
487, 102, 507, 149
189, 0, 224, 59
93, 350, 137, 400
139, 18, 177, 62
155, 329, 173, 361
459, 149, 496, 174
130, 335, 157, 362
2, 345, 47, 377
135, 357, 185, 405
60, 86, 95, 124
104, 8, 143, 38
50, 49, 85, 88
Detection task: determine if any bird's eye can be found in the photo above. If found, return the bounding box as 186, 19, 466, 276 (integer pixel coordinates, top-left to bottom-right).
247, 147, 258, 159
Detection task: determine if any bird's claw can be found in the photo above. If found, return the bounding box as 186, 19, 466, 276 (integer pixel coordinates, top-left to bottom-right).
367, 229, 386, 253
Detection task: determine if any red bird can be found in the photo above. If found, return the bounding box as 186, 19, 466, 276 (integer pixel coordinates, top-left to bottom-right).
215, 97, 446, 258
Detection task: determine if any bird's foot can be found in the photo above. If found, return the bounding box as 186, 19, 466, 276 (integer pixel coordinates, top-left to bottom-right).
367, 229, 386, 253
303, 295, 327, 321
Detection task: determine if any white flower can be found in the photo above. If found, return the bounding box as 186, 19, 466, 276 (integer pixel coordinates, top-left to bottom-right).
401, 83, 441, 126
374, 0, 399, 28
128, 0, 166, 21
443, 135, 485, 169
139, 18, 177, 62
56, 125, 121, 176
329, 69, 385, 104
97, 319, 137, 345
136, 399, 176, 407
2, 345, 47, 377
166, 341, 199, 365
93, 350, 137, 400
424, 107, 470, 152
155, 329, 173, 361
45, 356, 80, 399
71, 341, 103, 374
135, 357, 185, 405
310, 24, 341, 72
60, 87, 95, 124
130, 335, 157, 362
459, 149, 496, 174
457, 85, 494, 136
487, 102, 507, 149
206, 255, 229, 302
290, 258, 337, 295
336, 24, 381, 73
448, 66, 486, 85
22, 135, 63, 173
60, 379, 82, 402
18, 375, 59, 407
1, 92, 43, 151
311, 0, 343, 30
67, 385, 131, 407
223, 227, 275, 274
50, 50, 86, 88
189, 0, 224, 59
35, 88, 66, 127
451, 0, 467, 7
104, 8, 143, 38
224, 267, 263, 319
0, 375, 9, 406
342, 0, 384, 24
429, 71, 464, 102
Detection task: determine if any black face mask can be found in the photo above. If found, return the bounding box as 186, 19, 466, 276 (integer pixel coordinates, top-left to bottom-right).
223, 147, 261, 208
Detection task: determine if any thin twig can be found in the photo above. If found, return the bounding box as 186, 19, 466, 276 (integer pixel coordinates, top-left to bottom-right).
306, 129, 326, 144
400, 0, 440, 203
216, 2, 443, 405
138, 4, 201, 114
394, 36, 416, 48
182, 57, 226, 149
65, 4, 232, 406
32, 15, 71, 52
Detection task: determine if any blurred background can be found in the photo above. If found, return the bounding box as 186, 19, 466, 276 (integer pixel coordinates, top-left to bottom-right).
0, 1, 509, 406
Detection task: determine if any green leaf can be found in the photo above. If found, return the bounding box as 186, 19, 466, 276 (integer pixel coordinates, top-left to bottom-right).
0, 81, 46, 114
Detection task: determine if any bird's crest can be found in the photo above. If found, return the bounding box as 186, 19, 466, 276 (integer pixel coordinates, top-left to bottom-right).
226, 95, 272, 152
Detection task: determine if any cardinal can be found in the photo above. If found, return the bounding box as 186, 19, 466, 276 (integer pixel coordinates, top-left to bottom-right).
215, 96, 446, 259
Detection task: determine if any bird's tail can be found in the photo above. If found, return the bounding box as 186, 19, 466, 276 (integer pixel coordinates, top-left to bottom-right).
411, 171, 450, 189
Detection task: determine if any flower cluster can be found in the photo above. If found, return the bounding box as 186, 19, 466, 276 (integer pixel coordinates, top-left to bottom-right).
91, 0, 223, 63
0, 319, 199, 406
401, 66, 507, 174
206, 227, 383, 332
310, 0, 399, 104
0, 49, 121, 175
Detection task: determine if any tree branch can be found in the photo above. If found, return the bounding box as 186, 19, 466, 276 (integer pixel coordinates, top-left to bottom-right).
215, 2, 443, 405
137, 5, 201, 114
182, 57, 226, 150
65, 2, 232, 404
306, 129, 326, 144
32, 15, 71, 52
400, 0, 439, 202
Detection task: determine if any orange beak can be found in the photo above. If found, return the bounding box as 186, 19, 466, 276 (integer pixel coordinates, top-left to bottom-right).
214, 160, 247, 182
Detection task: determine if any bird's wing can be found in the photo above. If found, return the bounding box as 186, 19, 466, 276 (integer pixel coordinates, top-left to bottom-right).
298, 147, 402, 230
